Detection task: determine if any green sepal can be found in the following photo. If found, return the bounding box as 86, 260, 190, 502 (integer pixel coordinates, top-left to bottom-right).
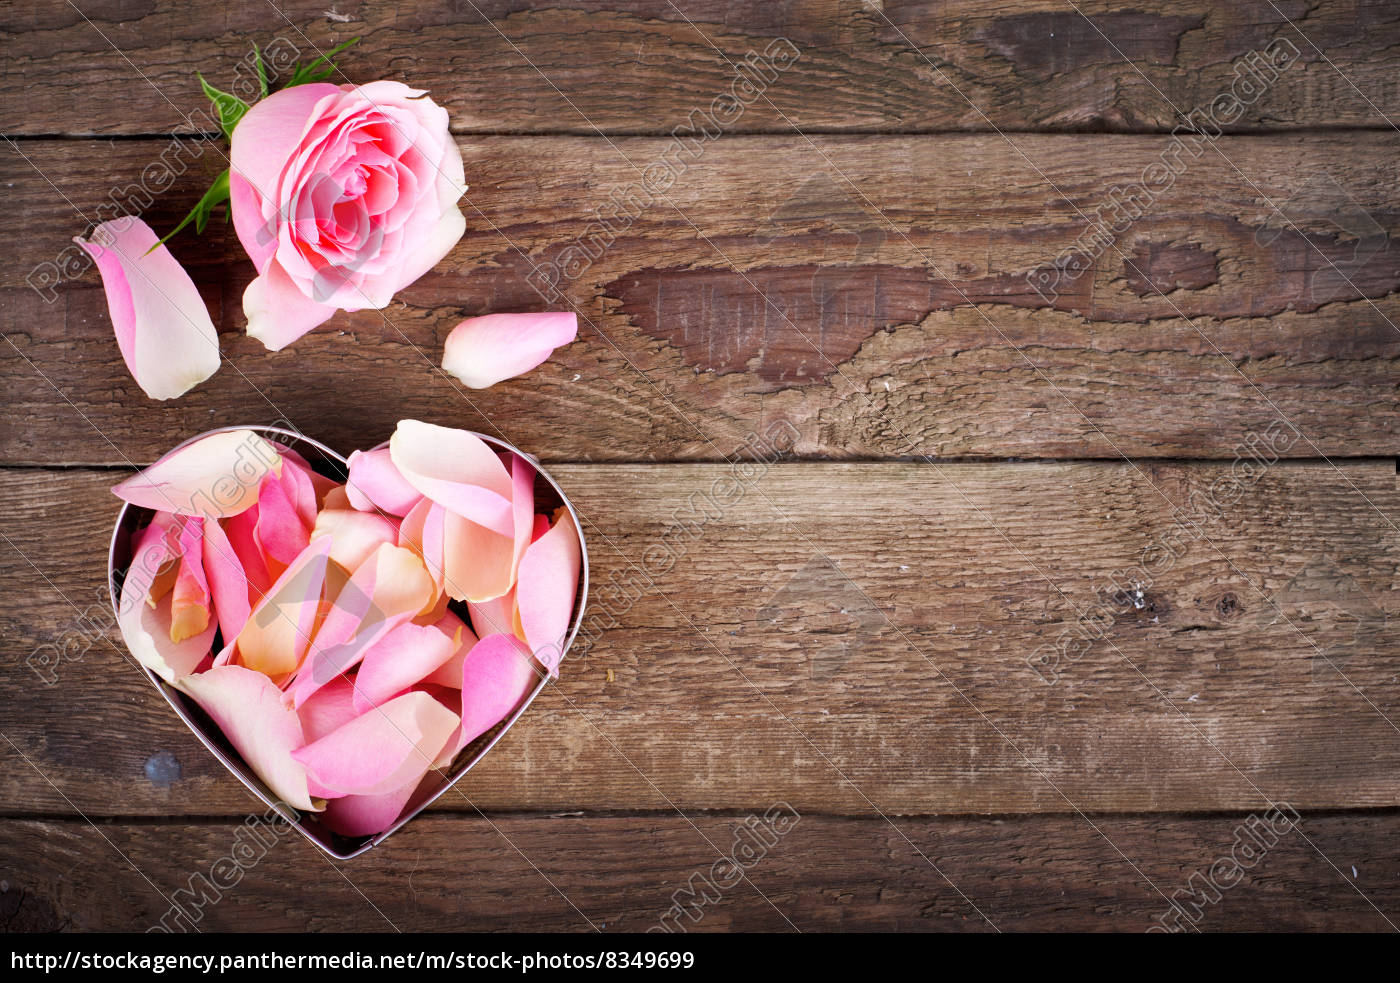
146, 170, 232, 254
252, 43, 270, 99
284, 37, 361, 88
197, 74, 251, 140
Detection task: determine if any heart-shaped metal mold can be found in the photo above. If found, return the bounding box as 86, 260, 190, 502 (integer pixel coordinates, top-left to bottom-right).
108, 425, 589, 859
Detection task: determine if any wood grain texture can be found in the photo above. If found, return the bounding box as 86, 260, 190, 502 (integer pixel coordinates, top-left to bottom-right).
3, 811, 1396, 932
4, 461, 1398, 817
5, 0, 1398, 937
5, 133, 1400, 464
2, 1, 1398, 136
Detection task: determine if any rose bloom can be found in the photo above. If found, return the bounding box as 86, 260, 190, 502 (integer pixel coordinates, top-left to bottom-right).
230, 81, 466, 349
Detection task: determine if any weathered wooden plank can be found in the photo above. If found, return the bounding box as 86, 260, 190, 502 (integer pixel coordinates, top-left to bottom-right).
5, 133, 1400, 464
3, 461, 1398, 817
2, 1, 1397, 136
3, 810, 1395, 932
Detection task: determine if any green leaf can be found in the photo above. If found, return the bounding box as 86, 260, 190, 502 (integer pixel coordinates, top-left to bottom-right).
146, 170, 232, 253
198, 74, 251, 140
284, 36, 360, 89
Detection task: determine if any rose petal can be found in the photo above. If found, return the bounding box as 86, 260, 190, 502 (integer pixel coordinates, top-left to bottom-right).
254, 469, 312, 574
351, 619, 459, 713
312, 507, 400, 572
291, 690, 458, 796
178, 665, 318, 811
243, 258, 338, 351
318, 774, 426, 838
531, 513, 550, 541
222, 506, 274, 599
382, 198, 465, 301
169, 516, 212, 643
507, 452, 536, 583
275, 451, 326, 529
112, 429, 284, 518
516, 508, 583, 676
388, 420, 513, 535
441, 312, 577, 389
397, 497, 446, 595
439, 633, 539, 762
296, 675, 359, 744
232, 536, 335, 680
202, 516, 252, 642
73, 217, 220, 400
441, 512, 517, 603
229, 174, 277, 273
419, 611, 478, 688
117, 513, 216, 683
345, 446, 422, 516
285, 542, 436, 708
229, 83, 342, 271
467, 589, 518, 642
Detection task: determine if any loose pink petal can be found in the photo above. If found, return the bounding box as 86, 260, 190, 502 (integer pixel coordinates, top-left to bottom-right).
388, 420, 513, 535
427, 684, 465, 768
291, 690, 458, 796
296, 675, 359, 744
397, 497, 446, 595
420, 611, 478, 688
285, 542, 436, 707
312, 507, 399, 572
232, 536, 335, 680
222, 506, 273, 599
351, 620, 459, 713
321, 485, 353, 511
441, 511, 516, 603
516, 508, 583, 676
417, 586, 452, 627
319, 774, 426, 838
112, 429, 284, 518
169, 516, 213, 643
202, 516, 252, 642
117, 514, 216, 683
506, 452, 536, 584
178, 665, 318, 812
254, 470, 312, 572
467, 589, 517, 643
441, 312, 577, 389
73, 217, 220, 400
449, 633, 539, 758
344, 446, 422, 516
275, 452, 325, 530
133, 591, 217, 681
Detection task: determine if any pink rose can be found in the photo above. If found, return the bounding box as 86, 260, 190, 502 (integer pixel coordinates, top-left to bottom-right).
230, 81, 466, 350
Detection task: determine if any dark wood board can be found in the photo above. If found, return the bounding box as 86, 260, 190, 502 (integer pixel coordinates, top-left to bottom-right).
4, 462, 1398, 817
3, 811, 1396, 932
3, 0, 1399, 935
5, 134, 1400, 464
3, 1, 1399, 136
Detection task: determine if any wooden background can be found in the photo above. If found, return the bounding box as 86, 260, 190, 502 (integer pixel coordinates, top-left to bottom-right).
3, 0, 1399, 933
